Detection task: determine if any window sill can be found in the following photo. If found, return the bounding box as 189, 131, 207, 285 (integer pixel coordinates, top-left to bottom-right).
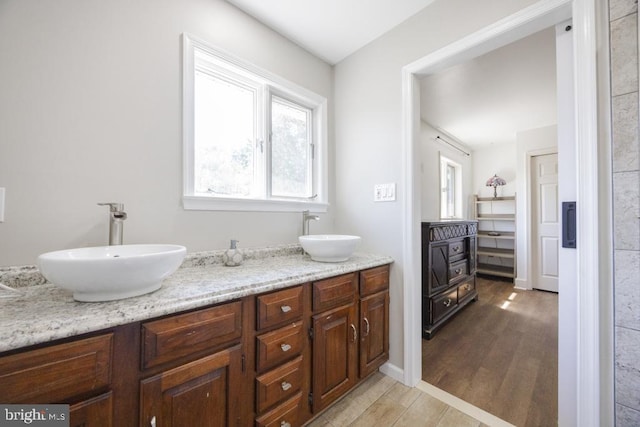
183, 196, 329, 213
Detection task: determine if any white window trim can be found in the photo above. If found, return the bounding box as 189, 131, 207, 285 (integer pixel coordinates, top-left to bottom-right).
439, 154, 463, 219
182, 33, 328, 212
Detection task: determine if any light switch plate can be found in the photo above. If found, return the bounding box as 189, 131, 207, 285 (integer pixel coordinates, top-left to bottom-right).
0, 188, 4, 222
374, 183, 396, 202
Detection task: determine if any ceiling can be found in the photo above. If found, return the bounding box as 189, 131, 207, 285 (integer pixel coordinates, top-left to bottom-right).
224, 0, 557, 149
225, 0, 436, 64
420, 27, 558, 148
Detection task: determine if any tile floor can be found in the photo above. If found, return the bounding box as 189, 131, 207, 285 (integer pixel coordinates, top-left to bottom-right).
306, 372, 488, 427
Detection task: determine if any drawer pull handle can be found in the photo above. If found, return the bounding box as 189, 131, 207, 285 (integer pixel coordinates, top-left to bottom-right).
280, 343, 292, 352
455, 268, 462, 275
453, 246, 460, 252
281, 381, 292, 391
150, 416, 156, 427
350, 324, 358, 342
444, 298, 452, 307
281, 422, 291, 427
280, 305, 292, 313
465, 284, 472, 291
363, 317, 370, 336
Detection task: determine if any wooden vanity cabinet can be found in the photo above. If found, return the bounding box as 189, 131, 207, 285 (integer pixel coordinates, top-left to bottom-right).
359, 266, 390, 378
310, 265, 390, 414
139, 344, 243, 427
0, 264, 391, 427
139, 300, 245, 427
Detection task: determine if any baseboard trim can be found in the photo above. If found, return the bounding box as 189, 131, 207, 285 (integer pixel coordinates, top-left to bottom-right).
379, 361, 404, 382
514, 277, 531, 290
416, 381, 516, 427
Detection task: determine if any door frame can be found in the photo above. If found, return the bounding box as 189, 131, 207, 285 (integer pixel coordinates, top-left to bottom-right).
400, 0, 609, 426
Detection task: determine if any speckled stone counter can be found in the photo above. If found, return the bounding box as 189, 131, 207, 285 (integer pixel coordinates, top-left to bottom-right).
0, 244, 393, 353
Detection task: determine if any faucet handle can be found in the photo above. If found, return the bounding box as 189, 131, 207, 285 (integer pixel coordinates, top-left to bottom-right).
98, 202, 124, 212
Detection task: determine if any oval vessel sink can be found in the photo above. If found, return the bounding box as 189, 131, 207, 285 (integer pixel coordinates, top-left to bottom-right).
299, 235, 361, 262
38, 244, 187, 302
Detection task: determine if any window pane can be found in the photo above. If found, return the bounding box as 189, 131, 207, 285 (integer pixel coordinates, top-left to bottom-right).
271, 96, 311, 198
194, 70, 256, 197
446, 164, 456, 216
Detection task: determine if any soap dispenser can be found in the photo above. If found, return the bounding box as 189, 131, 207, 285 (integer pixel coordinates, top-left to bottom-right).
223, 239, 244, 267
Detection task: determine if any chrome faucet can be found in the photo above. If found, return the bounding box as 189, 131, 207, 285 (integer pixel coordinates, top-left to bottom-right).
302, 210, 319, 235
98, 202, 127, 245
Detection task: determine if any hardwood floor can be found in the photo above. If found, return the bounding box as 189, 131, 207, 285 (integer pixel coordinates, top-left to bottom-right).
422, 277, 558, 427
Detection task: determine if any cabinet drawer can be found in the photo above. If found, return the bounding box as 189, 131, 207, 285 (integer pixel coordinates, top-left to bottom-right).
257, 286, 303, 331
0, 334, 113, 403
256, 356, 303, 414
313, 273, 357, 312
448, 239, 466, 258
449, 259, 468, 284
458, 278, 476, 301
359, 265, 390, 296
255, 393, 301, 427
256, 322, 304, 373
431, 289, 458, 324
142, 301, 242, 369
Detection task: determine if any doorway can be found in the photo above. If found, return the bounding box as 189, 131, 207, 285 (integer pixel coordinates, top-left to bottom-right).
400, 1, 608, 426
531, 152, 559, 292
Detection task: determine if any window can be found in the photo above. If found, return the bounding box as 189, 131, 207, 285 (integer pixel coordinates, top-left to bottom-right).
183, 34, 327, 212
440, 155, 462, 219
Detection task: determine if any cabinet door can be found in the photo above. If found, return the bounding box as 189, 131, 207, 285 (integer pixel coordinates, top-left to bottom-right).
311, 304, 357, 413
429, 242, 449, 294
359, 291, 389, 378
69, 392, 113, 427
140, 344, 242, 427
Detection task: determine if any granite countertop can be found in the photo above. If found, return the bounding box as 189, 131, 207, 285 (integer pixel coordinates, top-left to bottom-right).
0, 245, 393, 353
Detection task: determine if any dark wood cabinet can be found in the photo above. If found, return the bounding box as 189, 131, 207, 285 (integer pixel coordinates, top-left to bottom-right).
359, 291, 389, 378
422, 221, 478, 339
140, 344, 242, 427
311, 303, 358, 412
0, 264, 391, 427
69, 392, 113, 427
310, 266, 390, 414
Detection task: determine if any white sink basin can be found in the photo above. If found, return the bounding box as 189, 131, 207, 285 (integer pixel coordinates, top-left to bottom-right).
299, 235, 361, 262
37, 244, 187, 302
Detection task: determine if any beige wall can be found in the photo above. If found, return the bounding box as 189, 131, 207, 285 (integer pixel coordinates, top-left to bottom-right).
609, 0, 640, 424
0, 0, 335, 267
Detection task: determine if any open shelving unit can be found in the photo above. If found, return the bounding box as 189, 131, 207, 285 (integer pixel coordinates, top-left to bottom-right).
473, 195, 516, 280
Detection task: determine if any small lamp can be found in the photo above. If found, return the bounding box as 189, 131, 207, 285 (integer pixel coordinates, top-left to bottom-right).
486, 174, 506, 198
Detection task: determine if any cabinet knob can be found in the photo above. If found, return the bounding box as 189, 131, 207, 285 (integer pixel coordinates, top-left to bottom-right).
453, 246, 460, 252
280, 305, 292, 313
281, 421, 291, 427
444, 298, 452, 307
350, 324, 358, 343
280, 343, 292, 352
281, 381, 292, 391
455, 268, 462, 275
363, 317, 370, 336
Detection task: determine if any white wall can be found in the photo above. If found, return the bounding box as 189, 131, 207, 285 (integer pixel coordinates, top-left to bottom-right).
472, 142, 517, 198
333, 0, 539, 372
514, 125, 558, 290
419, 121, 473, 220
0, 0, 334, 266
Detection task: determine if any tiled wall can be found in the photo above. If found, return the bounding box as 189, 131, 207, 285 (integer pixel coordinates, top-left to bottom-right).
610, 0, 640, 425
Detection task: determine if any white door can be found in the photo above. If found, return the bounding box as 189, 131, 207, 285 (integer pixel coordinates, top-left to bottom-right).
531, 153, 559, 292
